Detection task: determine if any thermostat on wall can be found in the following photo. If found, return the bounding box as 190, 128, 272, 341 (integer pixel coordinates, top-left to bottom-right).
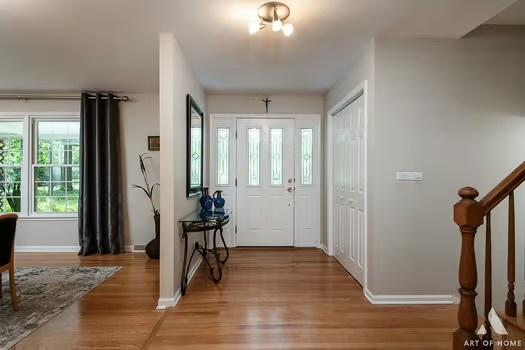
396, 172, 423, 182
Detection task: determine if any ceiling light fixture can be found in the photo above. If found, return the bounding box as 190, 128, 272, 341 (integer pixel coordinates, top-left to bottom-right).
248, 1, 294, 36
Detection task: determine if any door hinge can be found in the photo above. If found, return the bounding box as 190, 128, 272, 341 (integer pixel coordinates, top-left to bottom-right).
235, 225, 238, 234
235, 178, 238, 187
235, 131, 238, 139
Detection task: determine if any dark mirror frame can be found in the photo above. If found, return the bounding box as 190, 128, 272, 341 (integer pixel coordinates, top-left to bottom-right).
186, 94, 204, 197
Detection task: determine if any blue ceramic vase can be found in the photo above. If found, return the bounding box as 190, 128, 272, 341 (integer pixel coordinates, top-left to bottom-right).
199, 188, 213, 211
213, 190, 225, 209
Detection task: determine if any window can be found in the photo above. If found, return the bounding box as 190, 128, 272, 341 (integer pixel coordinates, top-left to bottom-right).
33, 121, 80, 214
270, 129, 283, 185
0, 121, 23, 213
0, 115, 80, 217
301, 129, 313, 185
216, 128, 229, 185
248, 128, 260, 186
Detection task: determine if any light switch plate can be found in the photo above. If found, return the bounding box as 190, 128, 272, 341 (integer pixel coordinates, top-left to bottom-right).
396, 171, 423, 182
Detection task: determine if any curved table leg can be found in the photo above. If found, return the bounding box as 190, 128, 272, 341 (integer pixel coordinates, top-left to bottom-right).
199, 246, 213, 270
180, 220, 230, 296
180, 233, 189, 295
219, 226, 229, 264
212, 225, 229, 265
210, 228, 223, 283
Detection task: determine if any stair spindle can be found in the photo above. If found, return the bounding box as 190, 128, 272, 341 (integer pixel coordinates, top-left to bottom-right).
483, 211, 492, 346
506, 191, 517, 317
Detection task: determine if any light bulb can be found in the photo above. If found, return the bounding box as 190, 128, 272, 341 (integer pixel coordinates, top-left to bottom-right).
248, 21, 260, 35
282, 23, 294, 36
272, 19, 283, 32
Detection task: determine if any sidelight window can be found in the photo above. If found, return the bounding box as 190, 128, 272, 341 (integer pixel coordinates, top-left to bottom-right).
301, 129, 313, 185
270, 129, 283, 185
216, 128, 229, 185
248, 128, 260, 186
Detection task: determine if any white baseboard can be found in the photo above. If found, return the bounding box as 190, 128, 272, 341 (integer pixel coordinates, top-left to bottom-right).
157, 292, 181, 310
16, 245, 80, 253
15, 245, 136, 253
156, 257, 203, 310
319, 243, 329, 255
364, 287, 459, 305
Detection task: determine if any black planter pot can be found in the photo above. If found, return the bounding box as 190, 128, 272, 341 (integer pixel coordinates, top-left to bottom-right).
145, 213, 160, 259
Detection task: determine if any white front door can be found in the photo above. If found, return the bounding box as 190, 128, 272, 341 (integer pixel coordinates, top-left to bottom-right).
236, 118, 294, 246
333, 95, 366, 284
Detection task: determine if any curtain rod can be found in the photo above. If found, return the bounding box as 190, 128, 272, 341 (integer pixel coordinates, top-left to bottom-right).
0, 93, 130, 102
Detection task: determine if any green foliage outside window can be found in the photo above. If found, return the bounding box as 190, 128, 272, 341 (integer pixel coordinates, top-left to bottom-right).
34, 124, 80, 213
0, 137, 23, 213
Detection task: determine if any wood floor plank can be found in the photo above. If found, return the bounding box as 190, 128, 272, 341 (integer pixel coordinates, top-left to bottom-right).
148, 248, 456, 350
8, 249, 457, 349
11, 252, 163, 350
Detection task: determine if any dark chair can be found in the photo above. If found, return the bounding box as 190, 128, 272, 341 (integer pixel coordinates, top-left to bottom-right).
0, 213, 18, 311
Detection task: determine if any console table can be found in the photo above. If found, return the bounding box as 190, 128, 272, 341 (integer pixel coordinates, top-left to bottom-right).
179, 209, 231, 295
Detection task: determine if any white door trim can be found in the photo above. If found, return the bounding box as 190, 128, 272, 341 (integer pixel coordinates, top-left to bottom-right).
209, 113, 322, 248
326, 80, 368, 290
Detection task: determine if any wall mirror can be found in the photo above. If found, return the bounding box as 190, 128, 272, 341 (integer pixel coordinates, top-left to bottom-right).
186, 94, 204, 197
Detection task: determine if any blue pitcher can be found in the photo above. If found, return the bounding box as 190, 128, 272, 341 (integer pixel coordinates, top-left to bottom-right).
199, 187, 213, 211
213, 190, 225, 209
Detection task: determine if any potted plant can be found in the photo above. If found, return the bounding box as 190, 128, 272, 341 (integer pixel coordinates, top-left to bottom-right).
133, 153, 160, 259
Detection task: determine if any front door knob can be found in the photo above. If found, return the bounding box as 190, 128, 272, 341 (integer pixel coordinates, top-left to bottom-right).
287, 187, 293, 193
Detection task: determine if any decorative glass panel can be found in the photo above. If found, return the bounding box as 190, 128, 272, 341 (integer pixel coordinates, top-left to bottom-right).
190, 127, 202, 187
216, 128, 229, 185
270, 129, 283, 185
34, 121, 80, 213
248, 128, 260, 186
0, 121, 23, 213
301, 129, 313, 185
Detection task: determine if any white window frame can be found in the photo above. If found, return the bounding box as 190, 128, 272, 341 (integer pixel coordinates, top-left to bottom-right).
0, 113, 80, 219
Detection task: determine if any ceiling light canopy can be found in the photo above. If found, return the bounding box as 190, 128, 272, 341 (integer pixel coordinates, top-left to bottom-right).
248, 1, 294, 36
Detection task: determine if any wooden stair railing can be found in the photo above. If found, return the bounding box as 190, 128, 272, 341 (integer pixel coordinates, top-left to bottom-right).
453, 162, 525, 349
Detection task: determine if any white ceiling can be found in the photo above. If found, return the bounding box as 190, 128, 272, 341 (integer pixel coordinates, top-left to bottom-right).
0, 0, 521, 94
486, 0, 525, 25
385, 0, 516, 38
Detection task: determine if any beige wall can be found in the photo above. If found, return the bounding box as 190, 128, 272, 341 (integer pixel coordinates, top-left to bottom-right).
0, 94, 160, 249
159, 33, 206, 303
325, 28, 525, 303
372, 30, 525, 302
121, 94, 160, 247
207, 94, 324, 115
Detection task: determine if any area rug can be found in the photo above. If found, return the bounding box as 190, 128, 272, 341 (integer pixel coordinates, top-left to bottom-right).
0, 266, 121, 349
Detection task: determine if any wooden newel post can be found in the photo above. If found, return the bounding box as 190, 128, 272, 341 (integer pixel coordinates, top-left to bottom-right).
453, 187, 484, 350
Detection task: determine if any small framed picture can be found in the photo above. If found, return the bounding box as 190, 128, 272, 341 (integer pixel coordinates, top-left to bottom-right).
148, 136, 160, 151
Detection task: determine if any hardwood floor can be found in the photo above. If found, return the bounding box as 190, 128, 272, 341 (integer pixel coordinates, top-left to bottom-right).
12, 252, 162, 349
10, 249, 457, 349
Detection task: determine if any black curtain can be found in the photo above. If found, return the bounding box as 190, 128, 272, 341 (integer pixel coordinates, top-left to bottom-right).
78, 92, 123, 255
